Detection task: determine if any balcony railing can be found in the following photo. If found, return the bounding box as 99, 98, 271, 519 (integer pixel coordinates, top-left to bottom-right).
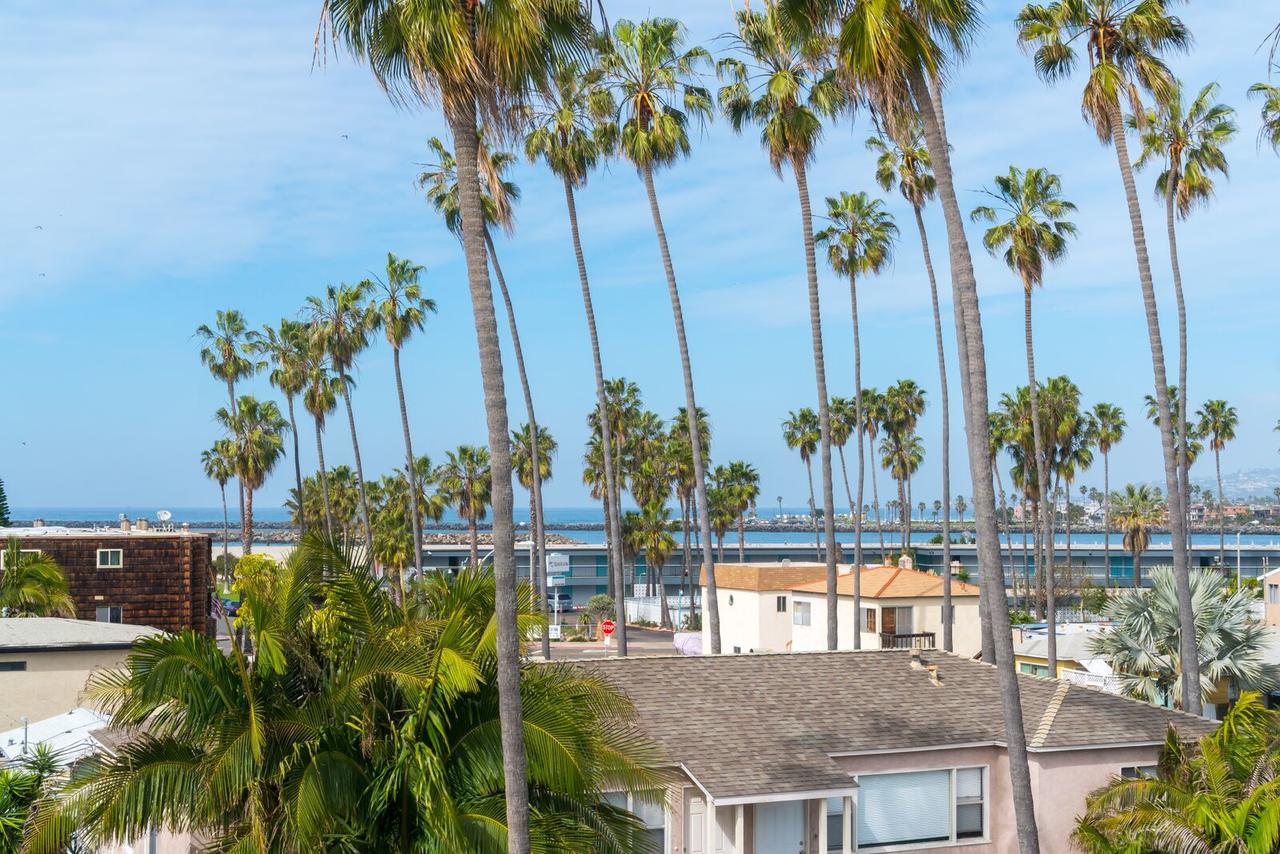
880, 631, 936, 650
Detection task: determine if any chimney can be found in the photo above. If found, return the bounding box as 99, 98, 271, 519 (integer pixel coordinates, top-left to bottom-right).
927, 664, 943, 687
120, 517, 132, 532
135, 517, 149, 531
909, 648, 926, 671
898, 553, 914, 570
181, 522, 190, 532
30, 518, 44, 529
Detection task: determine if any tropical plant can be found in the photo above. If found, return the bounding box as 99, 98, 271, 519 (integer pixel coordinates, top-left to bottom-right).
513, 422, 557, 659
0, 539, 74, 617
600, 17, 721, 654
1112, 484, 1165, 589
523, 57, 627, 651
1075, 692, 1280, 852
1092, 402, 1127, 581
625, 502, 678, 627
0, 477, 9, 526
668, 406, 711, 621
1089, 569, 1279, 709
859, 387, 888, 559
1197, 399, 1239, 569
881, 380, 926, 549
719, 0, 846, 652
1017, 0, 1201, 716
215, 395, 289, 556
305, 280, 376, 547
22, 536, 664, 853
370, 252, 437, 589
972, 164, 1077, 675
438, 445, 494, 568
201, 438, 238, 586
1249, 81, 1280, 153
247, 321, 309, 545
782, 408, 822, 551
0, 744, 59, 850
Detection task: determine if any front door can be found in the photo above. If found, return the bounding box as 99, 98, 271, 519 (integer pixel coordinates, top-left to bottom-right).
686, 791, 706, 854
754, 801, 804, 854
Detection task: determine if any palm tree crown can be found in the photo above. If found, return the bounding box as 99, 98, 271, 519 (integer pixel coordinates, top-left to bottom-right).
195, 309, 261, 393
1133, 81, 1237, 218
0, 539, 74, 618
815, 192, 898, 278
522, 58, 617, 186
971, 166, 1078, 289
867, 117, 936, 210
371, 252, 436, 350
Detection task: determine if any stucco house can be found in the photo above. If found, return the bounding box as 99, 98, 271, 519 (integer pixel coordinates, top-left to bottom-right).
584, 649, 1215, 853
703, 558, 983, 657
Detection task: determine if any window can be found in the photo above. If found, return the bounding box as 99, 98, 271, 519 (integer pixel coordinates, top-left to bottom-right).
1268, 583, 1279, 605
776, 595, 787, 612
96, 606, 123, 624
595, 555, 608, 577
604, 792, 666, 850
861, 607, 877, 633
826, 797, 846, 853
0, 661, 27, 672
856, 767, 987, 850
1120, 765, 1158, 780
0, 549, 40, 571
1019, 662, 1050, 678
97, 549, 123, 569
733, 646, 742, 654
793, 601, 812, 626
596, 585, 608, 595
882, 606, 913, 635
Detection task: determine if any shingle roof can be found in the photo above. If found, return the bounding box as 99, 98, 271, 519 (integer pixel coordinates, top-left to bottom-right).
701, 563, 827, 592
792, 565, 981, 599
581, 650, 1215, 800
0, 618, 161, 651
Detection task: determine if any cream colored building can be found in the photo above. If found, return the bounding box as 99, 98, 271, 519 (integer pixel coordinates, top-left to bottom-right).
0, 618, 160, 729
703, 558, 983, 657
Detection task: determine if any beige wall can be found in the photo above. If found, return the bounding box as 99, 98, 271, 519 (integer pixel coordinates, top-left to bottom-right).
703, 588, 795, 654
0, 648, 127, 729
790, 593, 983, 657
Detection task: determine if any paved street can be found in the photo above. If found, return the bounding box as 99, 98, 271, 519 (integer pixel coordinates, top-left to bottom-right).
544, 626, 680, 659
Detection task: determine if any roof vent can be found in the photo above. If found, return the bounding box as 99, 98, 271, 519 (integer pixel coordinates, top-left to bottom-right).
909, 649, 926, 671
927, 664, 943, 687
135, 517, 149, 531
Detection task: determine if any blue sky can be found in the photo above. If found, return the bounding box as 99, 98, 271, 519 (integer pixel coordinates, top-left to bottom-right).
2, 0, 1278, 512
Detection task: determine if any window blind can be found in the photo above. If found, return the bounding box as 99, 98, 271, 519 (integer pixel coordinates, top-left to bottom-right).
857, 770, 951, 847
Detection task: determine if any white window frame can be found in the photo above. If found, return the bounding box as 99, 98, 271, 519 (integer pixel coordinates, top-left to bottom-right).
97, 548, 124, 569
776, 595, 788, 612
604, 791, 668, 851
854, 765, 989, 852
1119, 765, 1158, 780
0, 549, 41, 571
96, 605, 123, 624
793, 600, 813, 626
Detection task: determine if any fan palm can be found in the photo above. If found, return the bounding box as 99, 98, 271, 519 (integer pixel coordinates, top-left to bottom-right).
816, 191, 898, 648
438, 445, 494, 568
1249, 81, 1280, 153
719, 460, 760, 562
370, 252, 437, 591
215, 395, 289, 557
882, 380, 926, 549
1196, 399, 1239, 569
625, 502, 678, 628
1017, 0, 1201, 716
247, 320, 310, 538
599, 17, 721, 653
523, 57, 628, 649
0, 539, 73, 617
972, 164, 1077, 674
718, 2, 846, 651
1134, 81, 1237, 535
301, 349, 341, 536
200, 438, 237, 585
1112, 484, 1164, 590
305, 281, 376, 548
1092, 402, 1127, 581
783, 408, 822, 552
23, 536, 664, 853
829, 395, 858, 521
667, 406, 711, 624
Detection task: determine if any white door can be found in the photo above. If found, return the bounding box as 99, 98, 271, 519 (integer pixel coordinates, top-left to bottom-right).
686, 791, 706, 854
754, 801, 804, 854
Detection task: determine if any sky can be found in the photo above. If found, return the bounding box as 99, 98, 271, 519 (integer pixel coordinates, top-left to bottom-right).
2, 0, 1278, 514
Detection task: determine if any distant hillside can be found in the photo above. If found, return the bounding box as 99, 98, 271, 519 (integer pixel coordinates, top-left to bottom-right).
1192, 467, 1280, 501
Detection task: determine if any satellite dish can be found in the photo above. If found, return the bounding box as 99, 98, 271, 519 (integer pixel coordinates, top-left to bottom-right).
156, 510, 172, 522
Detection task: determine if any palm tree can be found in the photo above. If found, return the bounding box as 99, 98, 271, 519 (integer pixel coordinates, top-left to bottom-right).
247, 320, 309, 538
23, 538, 663, 853
305, 281, 375, 548
1092, 402, 1126, 582
370, 252, 437, 588
1018, 0, 1202, 717
1197, 399, 1239, 568
868, 116, 957, 646
668, 406, 711, 626
0, 539, 73, 617
860, 387, 888, 560
1112, 484, 1164, 589
215, 395, 289, 557
600, 17, 722, 654
1134, 82, 1236, 532
1090, 568, 1278, 709
815, 191, 898, 647
624, 502, 679, 628
1249, 81, 1280, 152
419, 133, 553, 658
320, 4, 590, 837
301, 349, 340, 536
882, 380, 926, 549
513, 422, 557, 659
720, 460, 761, 561
1075, 693, 1280, 851
783, 408, 822, 551
196, 309, 262, 550
523, 57, 629, 652
438, 445, 494, 568
972, 164, 1077, 674
829, 395, 858, 521
718, 3, 846, 651
201, 438, 237, 586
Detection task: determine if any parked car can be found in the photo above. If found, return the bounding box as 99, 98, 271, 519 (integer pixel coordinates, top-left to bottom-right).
546, 592, 574, 609
220, 597, 240, 617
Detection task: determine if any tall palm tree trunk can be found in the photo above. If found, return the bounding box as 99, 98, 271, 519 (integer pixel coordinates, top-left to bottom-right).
847, 260, 866, 650
227, 381, 245, 558
641, 163, 719, 654
1107, 100, 1201, 716
602, 487, 615, 598
737, 514, 746, 562
1133, 547, 1142, 589
1022, 285, 1057, 674
391, 347, 423, 595
447, 104, 530, 852
994, 466, 1014, 608
916, 205, 953, 651
913, 69, 1040, 852
337, 375, 373, 549
469, 515, 479, 567
285, 396, 304, 538
1102, 451, 1111, 584
1215, 448, 1226, 569
682, 495, 693, 627
562, 177, 626, 654
486, 233, 551, 661
793, 159, 840, 650
869, 442, 885, 560
242, 487, 254, 557
1165, 173, 1192, 560
804, 458, 819, 552
219, 483, 230, 589
313, 417, 334, 537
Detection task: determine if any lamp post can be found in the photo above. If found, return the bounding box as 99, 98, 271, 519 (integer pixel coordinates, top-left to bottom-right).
1237, 520, 1261, 590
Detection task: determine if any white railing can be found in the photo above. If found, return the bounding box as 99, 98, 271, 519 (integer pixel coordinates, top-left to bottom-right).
1060, 668, 1123, 695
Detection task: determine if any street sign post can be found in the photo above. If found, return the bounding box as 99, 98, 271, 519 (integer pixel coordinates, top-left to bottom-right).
600, 618, 615, 647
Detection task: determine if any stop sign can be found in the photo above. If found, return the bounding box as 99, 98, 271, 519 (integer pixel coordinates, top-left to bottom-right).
600, 619, 616, 636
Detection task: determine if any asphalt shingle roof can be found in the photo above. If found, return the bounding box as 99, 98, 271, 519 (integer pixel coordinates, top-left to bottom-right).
581, 649, 1215, 800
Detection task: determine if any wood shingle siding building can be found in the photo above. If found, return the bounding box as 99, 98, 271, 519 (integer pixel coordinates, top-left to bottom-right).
1, 526, 212, 635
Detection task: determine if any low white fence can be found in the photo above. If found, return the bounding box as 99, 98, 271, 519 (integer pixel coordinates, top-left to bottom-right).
625, 595, 696, 628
